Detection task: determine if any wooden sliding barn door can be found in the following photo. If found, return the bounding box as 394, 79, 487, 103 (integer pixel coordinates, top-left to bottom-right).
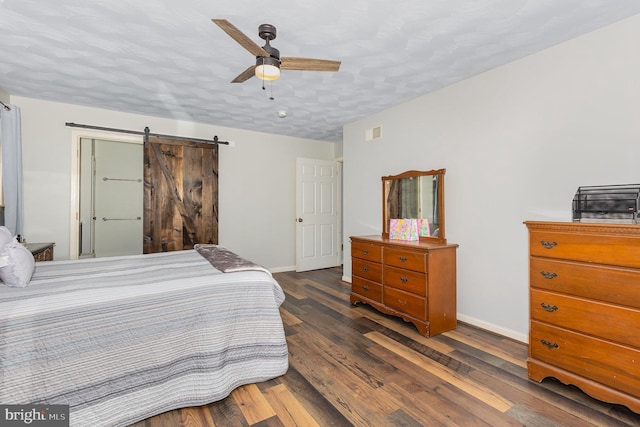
143, 137, 218, 253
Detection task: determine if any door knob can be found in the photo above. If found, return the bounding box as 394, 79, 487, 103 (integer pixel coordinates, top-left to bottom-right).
297, 218, 303, 222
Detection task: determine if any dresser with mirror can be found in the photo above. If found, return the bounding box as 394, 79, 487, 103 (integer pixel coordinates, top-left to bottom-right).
350, 169, 458, 337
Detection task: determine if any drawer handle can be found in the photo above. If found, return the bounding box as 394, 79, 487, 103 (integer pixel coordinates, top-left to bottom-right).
362, 266, 369, 273
399, 256, 408, 262
541, 339, 559, 350
400, 277, 408, 283
540, 240, 557, 249
540, 303, 558, 312
362, 249, 369, 255
540, 271, 557, 280
363, 285, 369, 291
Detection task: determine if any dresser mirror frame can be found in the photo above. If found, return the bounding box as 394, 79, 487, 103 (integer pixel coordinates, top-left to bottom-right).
382, 168, 446, 243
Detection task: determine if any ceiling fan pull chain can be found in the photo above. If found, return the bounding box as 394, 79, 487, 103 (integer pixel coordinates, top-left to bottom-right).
269, 80, 275, 101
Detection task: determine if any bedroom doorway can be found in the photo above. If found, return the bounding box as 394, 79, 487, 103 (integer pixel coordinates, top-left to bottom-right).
70, 129, 218, 259
295, 157, 340, 272
79, 138, 143, 258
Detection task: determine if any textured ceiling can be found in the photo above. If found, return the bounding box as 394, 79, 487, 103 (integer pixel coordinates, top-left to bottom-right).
1, 1, 639, 143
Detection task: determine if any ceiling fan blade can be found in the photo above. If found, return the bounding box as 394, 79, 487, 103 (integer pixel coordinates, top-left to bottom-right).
231, 65, 256, 83
281, 57, 341, 72
212, 19, 268, 57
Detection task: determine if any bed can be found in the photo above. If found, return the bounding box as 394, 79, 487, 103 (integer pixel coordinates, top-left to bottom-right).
0, 246, 289, 426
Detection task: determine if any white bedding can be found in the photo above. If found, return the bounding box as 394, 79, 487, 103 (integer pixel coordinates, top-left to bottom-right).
0, 249, 289, 426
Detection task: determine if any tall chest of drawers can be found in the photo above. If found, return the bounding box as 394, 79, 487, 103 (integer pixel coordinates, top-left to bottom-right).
350, 235, 458, 337
525, 221, 640, 413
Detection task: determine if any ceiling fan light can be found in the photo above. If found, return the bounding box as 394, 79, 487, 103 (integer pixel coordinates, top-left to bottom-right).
255, 57, 281, 81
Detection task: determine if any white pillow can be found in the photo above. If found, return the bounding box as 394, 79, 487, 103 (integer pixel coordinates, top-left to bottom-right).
0, 240, 35, 288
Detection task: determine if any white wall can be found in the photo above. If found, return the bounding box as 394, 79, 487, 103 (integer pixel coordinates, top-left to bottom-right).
343, 14, 640, 342
12, 96, 335, 270
0, 87, 8, 104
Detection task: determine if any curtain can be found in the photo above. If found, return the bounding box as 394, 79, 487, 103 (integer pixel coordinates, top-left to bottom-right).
0, 105, 24, 236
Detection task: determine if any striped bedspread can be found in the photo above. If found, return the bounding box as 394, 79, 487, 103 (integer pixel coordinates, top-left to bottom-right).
0, 250, 288, 427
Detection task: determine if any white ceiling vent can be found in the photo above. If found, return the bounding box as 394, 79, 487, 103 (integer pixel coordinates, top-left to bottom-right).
365, 125, 382, 141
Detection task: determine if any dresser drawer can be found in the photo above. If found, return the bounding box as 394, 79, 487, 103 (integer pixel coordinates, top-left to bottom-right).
383, 248, 426, 272
352, 258, 382, 283
529, 229, 640, 268
530, 321, 640, 397
530, 257, 640, 309
383, 287, 426, 320
531, 289, 640, 348
352, 276, 382, 303
383, 265, 426, 296
351, 241, 382, 263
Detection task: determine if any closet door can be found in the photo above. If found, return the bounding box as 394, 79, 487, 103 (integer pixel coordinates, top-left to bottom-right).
144, 137, 218, 253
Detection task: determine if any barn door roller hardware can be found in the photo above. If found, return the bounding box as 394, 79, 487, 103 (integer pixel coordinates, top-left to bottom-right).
65, 122, 229, 145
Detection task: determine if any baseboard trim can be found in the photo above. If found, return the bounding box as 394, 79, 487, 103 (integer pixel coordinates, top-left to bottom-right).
457, 313, 527, 343
270, 266, 296, 273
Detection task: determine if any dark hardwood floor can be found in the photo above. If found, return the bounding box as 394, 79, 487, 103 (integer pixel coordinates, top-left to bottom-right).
130, 267, 640, 426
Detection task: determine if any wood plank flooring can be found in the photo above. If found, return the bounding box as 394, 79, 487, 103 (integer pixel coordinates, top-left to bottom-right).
130, 267, 640, 426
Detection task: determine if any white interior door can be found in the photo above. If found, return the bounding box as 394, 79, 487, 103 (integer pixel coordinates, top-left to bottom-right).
93, 139, 143, 257
296, 158, 339, 272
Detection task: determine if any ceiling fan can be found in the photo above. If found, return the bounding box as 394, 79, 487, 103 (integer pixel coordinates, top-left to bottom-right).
212, 19, 341, 83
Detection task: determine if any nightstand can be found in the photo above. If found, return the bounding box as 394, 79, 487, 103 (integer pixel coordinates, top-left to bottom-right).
26, 242, 55, 262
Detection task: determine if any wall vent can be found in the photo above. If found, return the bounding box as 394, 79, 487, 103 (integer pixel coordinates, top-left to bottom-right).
365, 125, 382, 141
